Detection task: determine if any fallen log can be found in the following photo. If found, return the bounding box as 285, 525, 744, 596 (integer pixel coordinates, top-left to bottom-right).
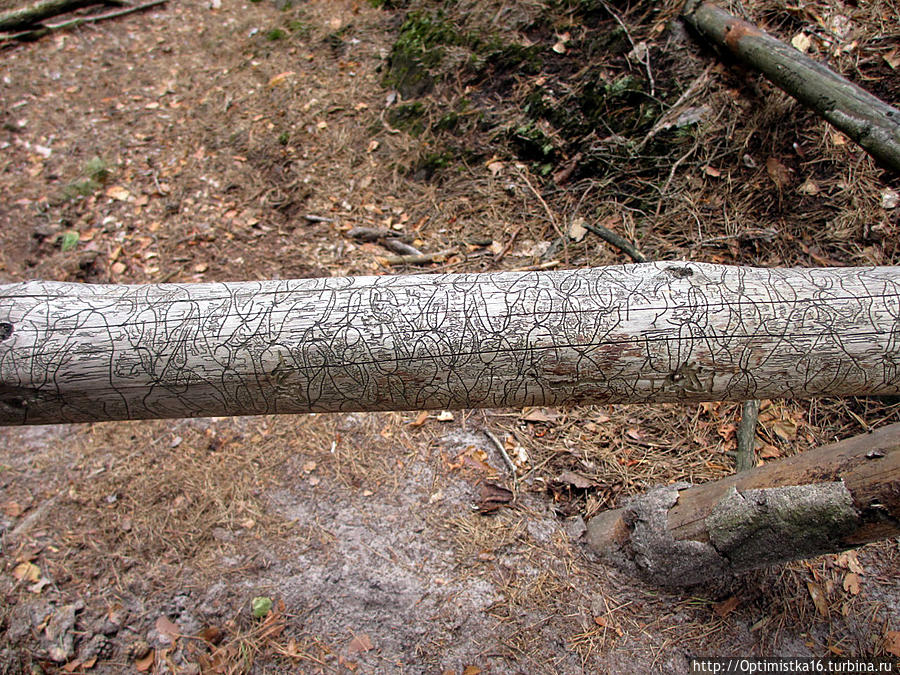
586, 422, 900, 586
0, 262, 899, 425
0, 0, 119, 32
1, 0, 165, 42
682, 0, 900, 173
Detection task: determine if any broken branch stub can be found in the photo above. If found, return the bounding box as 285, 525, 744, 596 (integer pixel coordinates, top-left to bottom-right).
586, 422, 900, 586
0, 262, 899, 425
682, 0, 900, 173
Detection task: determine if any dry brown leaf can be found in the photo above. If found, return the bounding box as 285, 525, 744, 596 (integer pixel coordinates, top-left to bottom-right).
408, 410, 430, 427
765, 157, 792, 188
713, 596, 740, 617
302, 460, 317, 473
436, 411, 454, 422
463, 667, 482, 675
105, 186, 132, 201
522, 408, 558, 423
885, 49, 900, 69
348, 633, 374, 654
1, 500, 23, 517
771, 419, 798, 441
791, 32, 812, 53
759, 444, 781, 459
555, 470, 596, 489
885, 631, 900, 657
267, 71, 295, 88
12, 562, 41, 583
135, 651, 155, 672
155, 615, 181, 640
806, 580, 829, 617
702, 165, 721, 178
842, 572, 860, 595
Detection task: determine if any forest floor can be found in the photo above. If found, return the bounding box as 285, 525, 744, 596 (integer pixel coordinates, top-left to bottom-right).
1, 0, 899, 672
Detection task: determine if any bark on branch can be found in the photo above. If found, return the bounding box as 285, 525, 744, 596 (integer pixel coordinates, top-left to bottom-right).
682, 0, 900, 173
586, 422, 900, 586
0, 0, 120, 32
1, 262, 899, 425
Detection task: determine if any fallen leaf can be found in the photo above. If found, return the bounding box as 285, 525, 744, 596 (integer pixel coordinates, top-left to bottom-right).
29, 577, 51, 594
835, 550, 865, 575
798, 178, 820, 195
765, 157, 792, 188
568, 218, 587, 243
522, 408, 558, 423
552, 32, 570, 54
759, 444, 781, 459
135, 651, 155, 672
409, 410, 430, 427
463, 667, 482, 675
885, 631, 900, 657
105, 186, 132, 201
110, 262, 127, 275
1, 500, 23, 517
702, 165, 721, 178
267, 71, 295, 88
791, 32, 812, 53
155, 616, 181, 641
555, 470, 596, 489
302, 460, 317, 473
436, 411, 454, 422
772, 419, 798, 441
843, 572, 860, 595
885, 48, 900, 70
477, 482, 514, 513
806, 580, 829, 617
713, 596, 740, 617
348, 633, 374, 654
486, 160, 504, 176
882, 188, 899, 210
62, 660, 82, 673
13, 562, 41, 583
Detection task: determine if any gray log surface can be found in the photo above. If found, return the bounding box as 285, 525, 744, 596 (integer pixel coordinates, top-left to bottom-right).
1, 262, 899, 425
682, 1, 900, 173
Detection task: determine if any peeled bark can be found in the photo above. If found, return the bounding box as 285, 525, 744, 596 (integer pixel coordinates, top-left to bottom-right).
586, 423, 900, 586
0, 262, 899, 425
682, 0, 900, 173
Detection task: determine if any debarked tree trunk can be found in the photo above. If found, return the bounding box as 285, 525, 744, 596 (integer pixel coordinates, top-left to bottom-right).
1, 262, 899, 425
586, 422, 900, 586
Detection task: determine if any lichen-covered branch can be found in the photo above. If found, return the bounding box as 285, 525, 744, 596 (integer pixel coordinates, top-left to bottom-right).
1, 262, 899, 425
682, 1, 900, 173
586, 422, 900, 586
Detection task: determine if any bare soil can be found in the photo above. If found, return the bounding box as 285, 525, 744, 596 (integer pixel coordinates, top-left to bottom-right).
0, 0, 899, 673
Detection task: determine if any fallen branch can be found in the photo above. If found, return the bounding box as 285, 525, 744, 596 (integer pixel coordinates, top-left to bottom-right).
376, 248, 455, 266
734, 399, 760, 472
0, 0, 116, 32
582, 220, 646, 262
1, 262, 899, 425
682, 0, 900, 173
587, 422, 900, 586
1, 0, 165, 41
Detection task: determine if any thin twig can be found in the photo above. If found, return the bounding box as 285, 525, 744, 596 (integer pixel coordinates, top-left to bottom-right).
484, 429, 518, 478
515, 166, 565, 240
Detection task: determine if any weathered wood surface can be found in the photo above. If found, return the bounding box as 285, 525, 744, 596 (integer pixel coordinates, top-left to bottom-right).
682, 1, 900, 173
586, 422, 900, 586
0, 262, 899, 425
